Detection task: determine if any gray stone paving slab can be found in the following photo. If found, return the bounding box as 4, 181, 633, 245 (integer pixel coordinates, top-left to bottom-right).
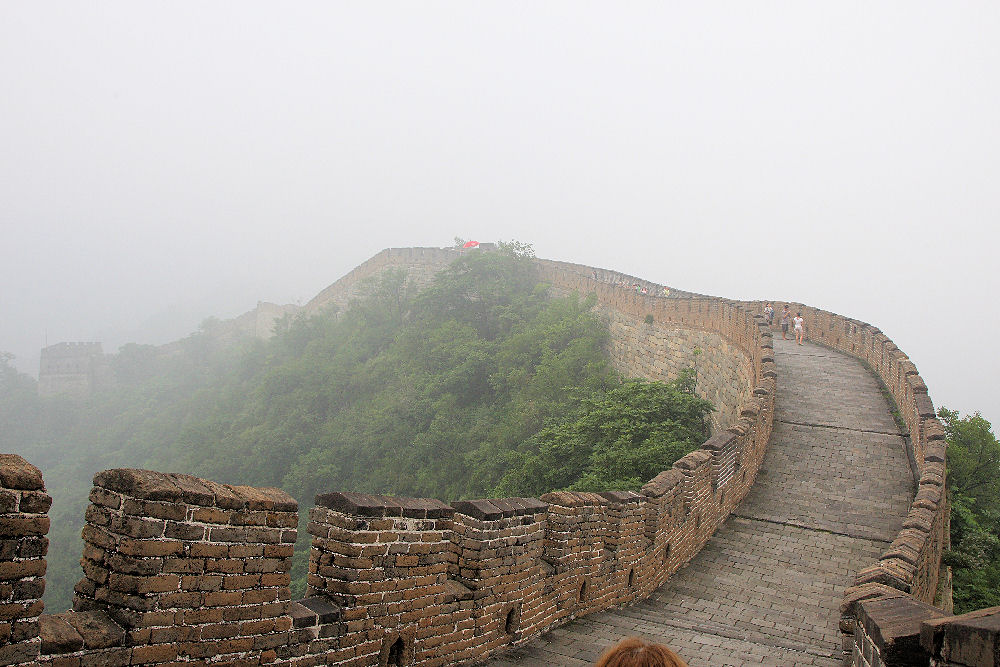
481, 338, 913, 667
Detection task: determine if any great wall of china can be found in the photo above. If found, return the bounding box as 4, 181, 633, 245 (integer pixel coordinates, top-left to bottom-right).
5, 248, 998, 666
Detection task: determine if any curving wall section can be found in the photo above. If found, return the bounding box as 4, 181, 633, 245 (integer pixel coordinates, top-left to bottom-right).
0, 251, 777, 666
749, 303, 949, 599
537, 259, 756, 433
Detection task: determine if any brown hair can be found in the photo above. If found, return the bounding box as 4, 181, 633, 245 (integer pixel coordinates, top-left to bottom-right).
595, 637, 688, 667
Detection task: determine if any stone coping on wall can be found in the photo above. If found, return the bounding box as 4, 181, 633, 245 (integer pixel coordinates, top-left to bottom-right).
0, 454, 45, 492
842, 584, 1000, 666
920, 605, 1000, 665
315, 491, 456, 519
450, 497, 551, 520
91, 468, 298, 512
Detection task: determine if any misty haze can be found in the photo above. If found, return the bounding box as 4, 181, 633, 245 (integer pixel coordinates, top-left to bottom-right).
1, 3, 998, 667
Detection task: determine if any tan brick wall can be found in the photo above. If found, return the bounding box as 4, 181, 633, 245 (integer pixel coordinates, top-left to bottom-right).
0, 455, 50, 667
47, 469, 298, 666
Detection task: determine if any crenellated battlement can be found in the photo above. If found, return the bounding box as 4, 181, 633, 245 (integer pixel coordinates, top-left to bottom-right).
0, 429, 774, 666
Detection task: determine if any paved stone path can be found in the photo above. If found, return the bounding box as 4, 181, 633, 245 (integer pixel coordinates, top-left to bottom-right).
485, 338, 914, 666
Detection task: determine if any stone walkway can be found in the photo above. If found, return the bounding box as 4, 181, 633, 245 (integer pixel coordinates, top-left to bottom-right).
484, 338, 914, 666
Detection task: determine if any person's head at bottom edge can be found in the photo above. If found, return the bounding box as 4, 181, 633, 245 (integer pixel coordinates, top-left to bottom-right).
595, 636, 688, 667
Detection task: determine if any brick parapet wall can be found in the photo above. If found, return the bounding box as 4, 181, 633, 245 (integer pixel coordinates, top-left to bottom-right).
532, 258, 703, 299
0, 455, 50, 667
27, 468, 299, 666
280, 441, 774, 667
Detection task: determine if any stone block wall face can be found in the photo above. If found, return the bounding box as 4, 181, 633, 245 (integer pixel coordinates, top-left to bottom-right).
0, 455, 50, 667
607, 319, 750, 433
51, 468, 298, 666
536, 260, 760, 434
254, 302, 303, 340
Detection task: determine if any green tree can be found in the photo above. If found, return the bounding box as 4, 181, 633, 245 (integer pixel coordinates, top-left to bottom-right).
939, 408, 1000, 613
495, 373, 713, 496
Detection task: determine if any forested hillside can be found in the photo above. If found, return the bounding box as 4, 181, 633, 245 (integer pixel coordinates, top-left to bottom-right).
0, 246, 713, 611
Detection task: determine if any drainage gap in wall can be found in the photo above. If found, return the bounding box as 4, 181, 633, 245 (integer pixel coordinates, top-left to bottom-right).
663, 542, 671, 563
627, 568, 635, 588
578, 579, 588, 603
504, 603, 521, 636
386, 637, 405, 667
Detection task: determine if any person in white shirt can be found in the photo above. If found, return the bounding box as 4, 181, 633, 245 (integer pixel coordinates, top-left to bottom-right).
793, 312, 805, 345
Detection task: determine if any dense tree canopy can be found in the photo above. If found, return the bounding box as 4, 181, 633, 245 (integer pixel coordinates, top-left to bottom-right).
495, 373, 711, 496
0, 246, 712, 609
939, 408, 1000, 613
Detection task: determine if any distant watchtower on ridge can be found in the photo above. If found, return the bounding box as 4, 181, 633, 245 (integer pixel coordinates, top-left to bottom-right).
38, 342, 109, 397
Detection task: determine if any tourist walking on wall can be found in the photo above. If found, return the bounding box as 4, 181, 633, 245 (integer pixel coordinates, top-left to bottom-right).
763, 303, 774, 326
595, 637, 688, 667
794, 312, 805, 345
780, 305, 791, 340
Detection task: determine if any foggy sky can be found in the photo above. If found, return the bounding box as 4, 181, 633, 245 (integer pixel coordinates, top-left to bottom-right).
2, 3, 998, 423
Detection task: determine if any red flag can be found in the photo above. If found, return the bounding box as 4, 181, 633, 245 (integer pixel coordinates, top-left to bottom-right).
463, 241, 480, 248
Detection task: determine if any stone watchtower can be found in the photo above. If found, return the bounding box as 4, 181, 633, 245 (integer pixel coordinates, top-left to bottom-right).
37, 342, 109, 398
